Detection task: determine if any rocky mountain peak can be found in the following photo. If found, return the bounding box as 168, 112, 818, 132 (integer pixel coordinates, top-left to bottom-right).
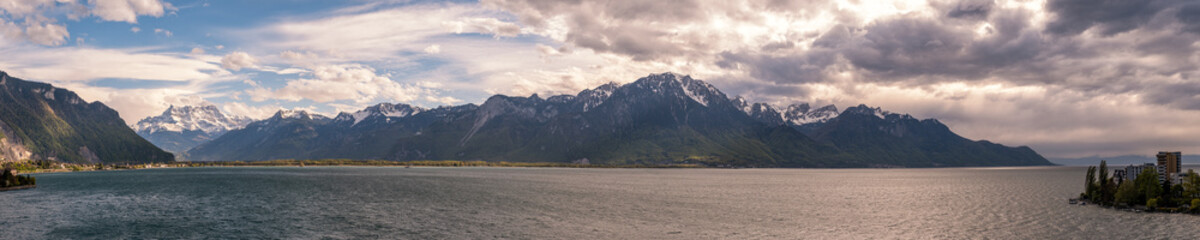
134, 104, 253, 135
335, 103, 424, 126
625, 72, 726, 107
272, 109, 327, 121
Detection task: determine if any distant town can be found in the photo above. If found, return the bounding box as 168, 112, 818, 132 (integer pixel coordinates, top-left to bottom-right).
1077, 151, 1200, 213
1114, 152, 1190, 186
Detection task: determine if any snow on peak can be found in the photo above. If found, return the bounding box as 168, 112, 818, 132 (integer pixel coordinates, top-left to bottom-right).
732, 96, 751, 113
784, 103, 839, 125
845, 104, 888, 119
632, 72, 724, 107
274, 109, 328, 120
336, 103, 425, 126
134, 105, 254, 134
576, 82, 619, 112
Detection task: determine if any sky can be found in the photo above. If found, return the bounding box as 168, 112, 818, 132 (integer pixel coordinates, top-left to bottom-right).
0, 0, 1198, 158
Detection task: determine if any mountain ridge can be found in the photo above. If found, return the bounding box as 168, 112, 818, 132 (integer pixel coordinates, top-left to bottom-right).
0, 71, 173, 163
188, 72, 1050, 167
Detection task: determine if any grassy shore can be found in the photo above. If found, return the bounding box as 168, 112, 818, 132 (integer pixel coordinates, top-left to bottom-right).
186, 159, 704, 168
3, 159, 704, 174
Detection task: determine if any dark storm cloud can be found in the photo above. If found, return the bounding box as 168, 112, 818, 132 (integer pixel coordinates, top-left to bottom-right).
717, 49, 841, 84
1178, 3, 1200, 34
484, 0, 836, 61
493, 0, 1200, 111
1143, 83, 1200, 110
939, 0, 995, 19
1043, 0, 1182, 36
719, 8, 1047, 85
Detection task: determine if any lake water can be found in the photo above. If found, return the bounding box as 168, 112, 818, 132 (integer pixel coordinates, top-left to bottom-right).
2, 166, 1198, 239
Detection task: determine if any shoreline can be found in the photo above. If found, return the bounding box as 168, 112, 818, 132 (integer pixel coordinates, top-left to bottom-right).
1073, 199, 1199, 215
0, 184, 35, 192
7, 159, 1076, 175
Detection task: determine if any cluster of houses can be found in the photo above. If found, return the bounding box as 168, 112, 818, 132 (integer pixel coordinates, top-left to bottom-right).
1113, 151, 1190, 185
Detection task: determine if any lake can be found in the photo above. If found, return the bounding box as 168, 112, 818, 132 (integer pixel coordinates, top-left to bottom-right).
2, 166, 1198, 239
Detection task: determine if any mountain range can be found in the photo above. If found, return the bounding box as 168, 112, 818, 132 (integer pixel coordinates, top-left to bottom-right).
0, 71, 172, 164
133, 105, 253, 157
185, 73, 1051, 167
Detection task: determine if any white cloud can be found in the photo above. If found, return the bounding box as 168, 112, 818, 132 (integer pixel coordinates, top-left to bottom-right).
262, 64, 422, 104
423, 44, 440, 54
245, 4, 486, 61
0, 0, 170, 46
88, 0, 167, 23
130, 26, 140, 33
220, 51, 257, 71
424, 95, 461, 105
153, 28, 171, 37
0, 0, 60, 17
221, 101, 280, 120
189, 47, 204, 54
0, 45, 225, 82
18, 20, 69, 46
444, 17, 522, 38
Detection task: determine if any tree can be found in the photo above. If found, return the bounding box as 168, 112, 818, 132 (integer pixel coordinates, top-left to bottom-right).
1103, 178, 1118, 204
1184, 169, 1200, 199
1115, 181, 1139, 206
1085, 166, 1097, 200
1136, 168, 1161, 203
1098, 161, 1109, 202
1162, 179, 1176, 207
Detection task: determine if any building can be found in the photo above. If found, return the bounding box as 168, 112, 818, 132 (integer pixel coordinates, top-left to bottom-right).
1174, 172, 1194, 185
1113, 169, 1126, 185
1123, 163, 1156, 183
1156, 151, 1182, 183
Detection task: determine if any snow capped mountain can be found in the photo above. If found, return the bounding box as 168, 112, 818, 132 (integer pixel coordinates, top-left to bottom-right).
184, 72, 1050, 167
785, 103, 839, 125
626, 72, 725, 107
842, 104, 888, 119
731, 97, 839, 127
732, 97, 786, 126
134, 105, 253, 135
132, 105, 255, 155
575, 82, 619, 112
271, 109, 329, 121
334, 103, 424, 126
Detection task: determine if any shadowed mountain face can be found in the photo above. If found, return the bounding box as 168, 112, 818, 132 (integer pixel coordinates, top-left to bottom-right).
0, 71, 173, 163
188, 73, 1051, 167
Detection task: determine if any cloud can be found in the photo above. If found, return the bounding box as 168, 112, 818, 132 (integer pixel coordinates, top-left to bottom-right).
88, 0, 168, 23
0, 45, 225, 82
21, 21, 68, 46
1178, 3, 1200, 34
220, 51, 257, 71
444, 17, 522, 38
221, 101, 280, 119
254, 64, 424, 104
244, 3, 486, 62
423, 44, 440, 54
0, 0, 170, 46
189, 47, 204, 54
1043, 0, 1180, 36
153, 28, 171, 37
130, 26, 140, 33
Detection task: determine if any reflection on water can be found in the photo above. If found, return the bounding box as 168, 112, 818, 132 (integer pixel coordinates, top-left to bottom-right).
1, 166, 1197, 239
